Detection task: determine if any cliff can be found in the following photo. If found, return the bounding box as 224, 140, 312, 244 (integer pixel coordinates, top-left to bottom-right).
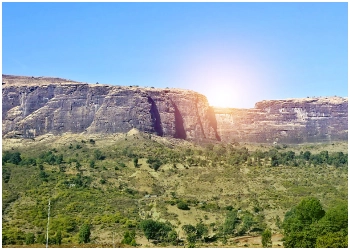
214, 97, 348, 143
2, 75, 218, 141
2, 75, 348, 143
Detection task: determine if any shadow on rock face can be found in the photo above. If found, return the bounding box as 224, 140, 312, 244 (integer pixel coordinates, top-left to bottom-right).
173, 103, 186, 139
148, 97, 163, 136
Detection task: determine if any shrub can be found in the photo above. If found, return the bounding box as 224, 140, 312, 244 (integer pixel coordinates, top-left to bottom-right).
177, 201, 190, 210
25, 233, 35, 245
56, 230, 62, 245
2, 151, 22, 165
133, 157, 138, 167
94, 150, 105, 160
121, 230, 136, 246
261, 228, 272, 247
139, 219, 172, 242
89, 160, 95, 168
78, 224, 91, 243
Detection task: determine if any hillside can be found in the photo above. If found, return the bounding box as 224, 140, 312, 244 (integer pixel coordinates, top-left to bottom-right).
2, 131, 348, 247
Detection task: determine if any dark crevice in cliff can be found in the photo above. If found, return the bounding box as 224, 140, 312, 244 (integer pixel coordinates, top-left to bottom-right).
208, 107, 221, 141
147, 97, 163, 136
173, 103, 186, 139
195, 98, 206, 138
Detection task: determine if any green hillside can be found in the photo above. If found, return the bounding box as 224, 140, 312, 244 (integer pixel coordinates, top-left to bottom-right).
2, 131, 348, 247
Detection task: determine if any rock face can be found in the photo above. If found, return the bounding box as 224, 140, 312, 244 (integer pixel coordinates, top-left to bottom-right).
2, 75, 348, 143
215, 97, 348, 143
2, 75, 219, 141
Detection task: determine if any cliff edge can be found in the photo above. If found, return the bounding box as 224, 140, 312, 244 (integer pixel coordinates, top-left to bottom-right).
2, 75, 347, 143
2, 75, 219, 141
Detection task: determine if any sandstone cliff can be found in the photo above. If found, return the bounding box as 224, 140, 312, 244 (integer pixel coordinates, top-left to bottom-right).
2, 75, 348, 143
2, 75, 218, 141
214, 97, 348, 143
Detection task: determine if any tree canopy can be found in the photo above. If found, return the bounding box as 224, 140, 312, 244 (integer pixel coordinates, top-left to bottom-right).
282, 197, 347, 248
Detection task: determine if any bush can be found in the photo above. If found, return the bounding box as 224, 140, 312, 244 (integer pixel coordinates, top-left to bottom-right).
2, 151, 22, 165
261, 228, 272, 247
133, 157, 138, 167
121, 230, 136, 246
25, 233, 35, 245
119, 162, 126, 168
78, 224, 91, 243
89, 160, 95, 168
177, 201, 190, 210
94, 149, 105, 160
56, 230, 62, 245
139, 219, 172, 242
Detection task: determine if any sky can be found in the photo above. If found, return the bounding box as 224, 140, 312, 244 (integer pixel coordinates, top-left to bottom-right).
2, 2, 348, 108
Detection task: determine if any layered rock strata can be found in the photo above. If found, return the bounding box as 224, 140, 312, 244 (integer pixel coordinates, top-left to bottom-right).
214, 97, 348, 143
2, 75, 219, 141
2, 75, 347, 143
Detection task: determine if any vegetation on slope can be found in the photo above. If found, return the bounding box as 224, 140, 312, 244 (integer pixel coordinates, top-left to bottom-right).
2, 132, 348, 247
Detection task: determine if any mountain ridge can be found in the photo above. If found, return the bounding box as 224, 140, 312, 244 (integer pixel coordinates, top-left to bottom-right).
2, 74, 347, 143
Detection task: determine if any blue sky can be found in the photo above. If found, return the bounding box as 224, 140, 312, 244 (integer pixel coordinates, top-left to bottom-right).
2, 2, 348, 108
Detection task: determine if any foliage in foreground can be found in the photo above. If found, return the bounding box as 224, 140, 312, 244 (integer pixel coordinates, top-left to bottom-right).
282, 197, 348, 248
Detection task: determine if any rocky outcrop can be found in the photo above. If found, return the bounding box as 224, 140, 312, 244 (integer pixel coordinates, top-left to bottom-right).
214, 97, 348, 143
2, 75, 218, 141
2, 75, 347, 143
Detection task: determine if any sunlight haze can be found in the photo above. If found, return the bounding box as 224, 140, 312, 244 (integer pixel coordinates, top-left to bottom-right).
2, 2, 347, 108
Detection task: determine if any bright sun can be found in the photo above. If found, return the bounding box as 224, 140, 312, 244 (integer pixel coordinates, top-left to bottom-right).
206, 90, 233, 107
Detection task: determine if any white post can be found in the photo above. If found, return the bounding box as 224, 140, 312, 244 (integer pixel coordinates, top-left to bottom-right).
113, 232, 115, 248
46, 199, 51, 248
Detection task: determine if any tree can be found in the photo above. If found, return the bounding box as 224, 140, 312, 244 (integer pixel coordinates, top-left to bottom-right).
167, 230, 178, 245
316, 202, 347, 235
302, 151, 311, 161
316, 232, 348, 248
238, 213, 255, 235
271, 155, 279, 166
94, 149, 105, 160
195, 220, 208, 240
3, 151, 22, 165
133, 157, 138, 167
56, 230, 62, 245
182, 222, 208, 246
282, 197, 327, 248
182, 224, 196, 235
139, 219, 172, 242
25, 233, 35, 245
177, 201, 190, 210
261, 228, 272, 247
182, 224, 197, 247
36, 233, 46, 244
275, 215, 281, 229
294, 197, 325, 224
75, 161, 81, 171
78, 224, 91, 243
89, 160, 95, 168
55, 154, 63, 164
222, 210, 239, 236
121, 230, 136, 246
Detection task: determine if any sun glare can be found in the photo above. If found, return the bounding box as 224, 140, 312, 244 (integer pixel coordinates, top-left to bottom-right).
206, 89, 233, 108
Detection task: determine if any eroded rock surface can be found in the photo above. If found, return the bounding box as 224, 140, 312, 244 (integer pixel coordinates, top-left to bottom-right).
2, 75, 218, 141
2, 75, 347, 143
214, 97, 348, 143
